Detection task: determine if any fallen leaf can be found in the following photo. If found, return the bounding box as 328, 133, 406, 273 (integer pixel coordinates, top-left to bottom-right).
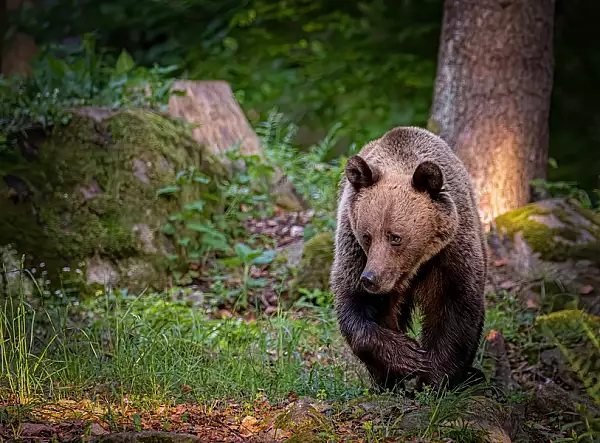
580, 285, 594, 295
493, 258, 507, 267
486, 329, 499, 341
240, 415, 259, 437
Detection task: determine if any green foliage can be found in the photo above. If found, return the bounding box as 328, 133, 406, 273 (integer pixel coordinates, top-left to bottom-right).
485, 291, 535, 347
8, 0, 600, 198
0, 261, 59, 404
159, 167, 233, 265
536, 310, 600, 441
0, 35, 178, 148
197, 0, 440, 144
293, 288, 333, 309
259, 110, 347, 233
158, 144, 276, 285
156, 111, 348, 302
17, 0, 441, 150
532, 159, 600, 211
217, 242, 276, 309
14, 1, 245, 67
532, 178, 600, 212
0, 274, 364, 404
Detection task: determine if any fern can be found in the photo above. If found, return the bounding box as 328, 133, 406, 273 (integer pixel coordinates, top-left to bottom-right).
537, 310, 600, 439
259, 109, 348, 221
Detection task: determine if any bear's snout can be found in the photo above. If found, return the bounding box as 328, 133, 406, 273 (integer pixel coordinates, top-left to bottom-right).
360, 270, 379, 293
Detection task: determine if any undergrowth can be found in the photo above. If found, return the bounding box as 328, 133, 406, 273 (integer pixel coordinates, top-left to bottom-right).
0, 34, 178, 149
0, 268, 509, 442
537, 310, 600, 440
0, 272, 365, 406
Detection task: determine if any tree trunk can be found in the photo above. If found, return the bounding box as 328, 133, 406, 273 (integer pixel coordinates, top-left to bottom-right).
429, 0, 555, 226
2, 0, 38, 77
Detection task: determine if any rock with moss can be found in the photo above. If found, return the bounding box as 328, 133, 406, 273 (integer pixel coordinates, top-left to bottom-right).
490, 198, 600, 314
262, 398, 333, 442
0, 108, 226, 292
290, 231, 334, 295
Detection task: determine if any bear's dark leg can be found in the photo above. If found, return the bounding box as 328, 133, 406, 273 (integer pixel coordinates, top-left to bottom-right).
418, 278, 485, 389
395, 293, 415, 332
335, 293, 430, 389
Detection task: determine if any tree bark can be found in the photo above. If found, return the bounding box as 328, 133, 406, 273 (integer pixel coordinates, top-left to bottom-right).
2, 0, 38, 77
429, 0, 555, 226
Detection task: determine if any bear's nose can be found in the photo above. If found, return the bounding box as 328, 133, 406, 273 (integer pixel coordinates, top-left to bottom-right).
360, 271, 378, 292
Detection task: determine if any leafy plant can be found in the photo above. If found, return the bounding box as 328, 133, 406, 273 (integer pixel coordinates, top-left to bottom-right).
258, 109, 350, 234
531, 159, 600, 211
159, 167, 230, 263
293, 288, 333, 309
218, 243, 276, 309
0, 34, 179, 149
531, 178, 598, 211
158, 142, 276, 284
537, 310, 600, 441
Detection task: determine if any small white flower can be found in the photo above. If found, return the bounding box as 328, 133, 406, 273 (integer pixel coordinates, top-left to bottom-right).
62, 267, 70, 272
40, 262, 46, 268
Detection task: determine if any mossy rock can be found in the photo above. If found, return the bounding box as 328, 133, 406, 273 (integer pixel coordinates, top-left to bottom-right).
491, 198, 600, 314
494, 198, 600, 264
290, 231, 334, 295
263, 398, 333, 442
0, 108, 226, 292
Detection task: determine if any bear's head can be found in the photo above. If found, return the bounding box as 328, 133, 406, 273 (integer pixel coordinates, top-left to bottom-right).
345, 155, 459, 294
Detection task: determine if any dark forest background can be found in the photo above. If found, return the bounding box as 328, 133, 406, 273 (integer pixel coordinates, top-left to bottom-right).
5, 0, 599, 195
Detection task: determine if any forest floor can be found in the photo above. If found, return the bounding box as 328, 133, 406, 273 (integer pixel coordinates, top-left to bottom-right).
0, 208, 598, 443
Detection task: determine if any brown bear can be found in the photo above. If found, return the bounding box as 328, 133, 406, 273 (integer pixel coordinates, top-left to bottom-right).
330, 126, 487, 391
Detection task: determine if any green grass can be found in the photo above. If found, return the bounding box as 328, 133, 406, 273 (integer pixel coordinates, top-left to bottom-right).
0, 268, 501, 442
0, 282, 367, 407
4, 265, 600, 442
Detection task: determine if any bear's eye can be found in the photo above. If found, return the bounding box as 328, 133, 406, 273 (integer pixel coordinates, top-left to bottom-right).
389, 234, 402, 246
362, 233, 371, 244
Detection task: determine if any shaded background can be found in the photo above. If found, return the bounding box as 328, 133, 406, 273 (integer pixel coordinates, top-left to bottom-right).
7, 0, 599, 196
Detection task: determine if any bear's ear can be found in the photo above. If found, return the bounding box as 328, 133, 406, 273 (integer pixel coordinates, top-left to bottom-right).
412, 161, 443, 198
345, 155, 380, 190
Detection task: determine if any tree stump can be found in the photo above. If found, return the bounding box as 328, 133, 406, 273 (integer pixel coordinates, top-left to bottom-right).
167, 80, 261, 159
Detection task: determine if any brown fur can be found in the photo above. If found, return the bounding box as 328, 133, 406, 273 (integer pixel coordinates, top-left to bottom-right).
330, 126, 487, 390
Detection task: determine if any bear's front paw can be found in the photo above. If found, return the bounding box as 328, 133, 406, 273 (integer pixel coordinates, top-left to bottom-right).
370, 329, 431, 377
392, 335, 431, 375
